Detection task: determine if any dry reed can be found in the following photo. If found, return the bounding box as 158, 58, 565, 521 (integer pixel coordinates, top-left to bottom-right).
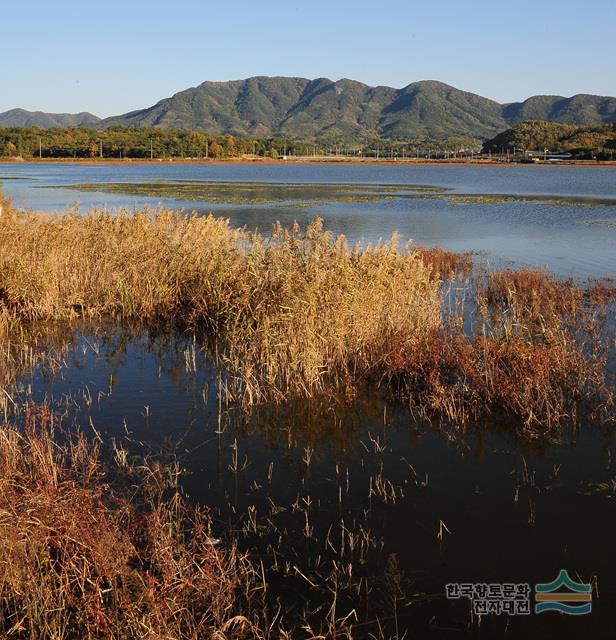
0, 205, 613, 430
0, 209, 441, 406
412, 246, 474, 280
0, 405, 261, 639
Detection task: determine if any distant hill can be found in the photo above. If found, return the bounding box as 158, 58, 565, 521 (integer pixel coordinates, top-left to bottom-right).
502, 94, 616, 126
3, 78, 616, 142
102, 77, 616, 142
102, 78, 506, 141
0, 109, 101, 128
482, 121, 616, 156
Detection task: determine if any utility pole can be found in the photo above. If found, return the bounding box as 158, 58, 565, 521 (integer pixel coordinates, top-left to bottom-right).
99, 140, 103, 159
205, 140, 208, 159
150, 139, 154, 160
39, 137, 42, 159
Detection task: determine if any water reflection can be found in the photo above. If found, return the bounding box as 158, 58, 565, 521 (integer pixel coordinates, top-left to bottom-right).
6, 322, 614, 637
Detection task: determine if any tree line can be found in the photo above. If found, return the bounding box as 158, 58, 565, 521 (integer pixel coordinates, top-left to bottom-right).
0, 126, 483, 160
0, 127, 326, 159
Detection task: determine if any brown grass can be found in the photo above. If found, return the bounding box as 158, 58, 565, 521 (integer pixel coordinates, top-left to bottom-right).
413, 246, 474, 280
0, 205, 613, 430
478, 267, 616, 327
386, 325, 610, 429
0, 405, 263, 639
482, 268, 582, 317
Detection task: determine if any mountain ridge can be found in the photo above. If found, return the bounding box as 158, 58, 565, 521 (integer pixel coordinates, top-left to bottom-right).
0, 109, 101, 128
2, 77, 615, 141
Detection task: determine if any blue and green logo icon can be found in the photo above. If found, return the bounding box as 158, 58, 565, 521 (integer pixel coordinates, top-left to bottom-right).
535, 570, 592, 615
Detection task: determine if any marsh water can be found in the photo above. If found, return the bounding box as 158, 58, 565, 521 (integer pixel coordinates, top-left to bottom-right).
3, 163, 616, 637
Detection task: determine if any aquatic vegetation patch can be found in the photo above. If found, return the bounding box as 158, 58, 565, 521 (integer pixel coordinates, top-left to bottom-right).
49, 181, 616, 210
52, 180, 450, 206
0, 203, 613, 430
447, 193, 616, 207
478, 267, 616, 331
583, 219, 616, 229
387, 323, 610, 430
384, 266, 615, 430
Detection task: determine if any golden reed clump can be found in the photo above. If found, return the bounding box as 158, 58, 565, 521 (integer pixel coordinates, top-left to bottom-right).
0, 205, 613, 430
0, 209, 442, 404
0, 188, 14, 223
0, 208, 244, 319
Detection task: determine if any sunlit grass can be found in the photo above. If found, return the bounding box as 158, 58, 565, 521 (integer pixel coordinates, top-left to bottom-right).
0, 201, 613, 430
0, 407, 259, 639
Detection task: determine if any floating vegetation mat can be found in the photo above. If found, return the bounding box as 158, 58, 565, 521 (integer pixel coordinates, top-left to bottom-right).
53, 180, 449, 206
50, 180, 616, 209
583, 219, 616, 228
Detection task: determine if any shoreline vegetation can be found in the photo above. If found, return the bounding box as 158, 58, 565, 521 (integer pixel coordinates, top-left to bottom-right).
1, 192, 615, 637
1, 203, 614, 427
0, 121, 615, 166
2, 155, 616, 167
0, 413, 262, 639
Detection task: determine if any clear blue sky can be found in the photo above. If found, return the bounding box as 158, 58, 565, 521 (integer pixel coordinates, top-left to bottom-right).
3, 0, 615, 117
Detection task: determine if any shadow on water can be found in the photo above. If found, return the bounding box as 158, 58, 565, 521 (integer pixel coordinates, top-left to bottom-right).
7, 320, 616, 638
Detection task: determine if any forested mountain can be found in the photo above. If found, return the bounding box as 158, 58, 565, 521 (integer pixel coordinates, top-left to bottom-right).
502, 94, 616, 126
0, 109, 101, 128
3, 77, 615, 142
103, 77, 616, 142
